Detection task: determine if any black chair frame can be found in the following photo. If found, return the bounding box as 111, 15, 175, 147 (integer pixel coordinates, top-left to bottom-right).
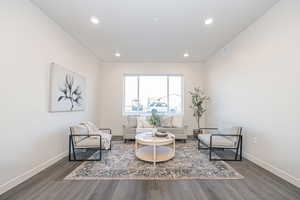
69, 134, 102, 161
69, 128, 112, 161
197, 128, 243, 161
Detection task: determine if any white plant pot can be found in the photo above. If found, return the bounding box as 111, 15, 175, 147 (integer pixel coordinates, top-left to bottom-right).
152, 128, 158, 136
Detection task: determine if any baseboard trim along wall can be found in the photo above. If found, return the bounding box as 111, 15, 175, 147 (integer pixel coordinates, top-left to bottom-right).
0, 151, 68, 195
244, 152, 300, 188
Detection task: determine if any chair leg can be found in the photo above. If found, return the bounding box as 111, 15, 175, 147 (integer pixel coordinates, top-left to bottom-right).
69, 135, 71, 161
70, 136, 77, 161
198, 139, 204, 150
235, 141, 240, 161
235, 148, 239, 161
235, 136, 243, 161
209, 136, 212, 161
73, 146, 77, 161
239, 136, 243, 161
99, 136, 102, 161
209, 137, 243, 162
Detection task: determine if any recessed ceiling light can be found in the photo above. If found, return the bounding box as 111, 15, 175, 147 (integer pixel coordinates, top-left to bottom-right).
115, 52, 121, 57
184, 53, 189, 58
153, 17, 159, 22
204, 18, 213, 25
90, 16, 100, 24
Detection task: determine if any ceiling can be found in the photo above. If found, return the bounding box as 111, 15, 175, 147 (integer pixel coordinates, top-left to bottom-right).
32, 0, 279, 62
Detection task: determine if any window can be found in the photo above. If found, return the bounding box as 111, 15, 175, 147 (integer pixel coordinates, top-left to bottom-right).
123, 75, 183, 115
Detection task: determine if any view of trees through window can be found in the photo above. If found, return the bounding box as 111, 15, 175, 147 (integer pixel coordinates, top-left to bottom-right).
124, 75, 183, 115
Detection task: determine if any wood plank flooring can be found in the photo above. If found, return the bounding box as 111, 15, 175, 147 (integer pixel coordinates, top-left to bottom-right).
1, 143, 300, 200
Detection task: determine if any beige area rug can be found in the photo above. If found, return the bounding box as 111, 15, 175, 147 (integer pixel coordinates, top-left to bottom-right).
65, 141, 243, 180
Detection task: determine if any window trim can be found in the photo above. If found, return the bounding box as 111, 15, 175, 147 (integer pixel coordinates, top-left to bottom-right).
122, 74, 184, 116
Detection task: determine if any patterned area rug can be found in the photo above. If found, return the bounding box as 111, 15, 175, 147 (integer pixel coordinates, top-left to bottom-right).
65, 141, 243, 180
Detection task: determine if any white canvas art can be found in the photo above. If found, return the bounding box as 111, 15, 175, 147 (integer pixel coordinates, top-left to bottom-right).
50, 63, 86, 112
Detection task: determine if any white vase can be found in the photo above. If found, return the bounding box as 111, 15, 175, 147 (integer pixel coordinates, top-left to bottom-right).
152, 128, 158, 136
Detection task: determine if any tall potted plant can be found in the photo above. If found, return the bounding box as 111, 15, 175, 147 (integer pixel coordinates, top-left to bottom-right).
189, 87, 209, 136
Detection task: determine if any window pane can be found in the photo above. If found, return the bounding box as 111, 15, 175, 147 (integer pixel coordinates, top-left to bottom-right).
139, 76, 168, 114
124, 76, 139, 113
169, 76, 182, 113
124, 75, 183, 115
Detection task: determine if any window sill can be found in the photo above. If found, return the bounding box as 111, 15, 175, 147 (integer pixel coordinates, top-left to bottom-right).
123, 113, 184, 116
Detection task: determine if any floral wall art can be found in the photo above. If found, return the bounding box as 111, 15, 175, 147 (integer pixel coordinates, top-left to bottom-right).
49, 63, 86, 112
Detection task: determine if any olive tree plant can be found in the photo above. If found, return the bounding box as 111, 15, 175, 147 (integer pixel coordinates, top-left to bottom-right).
189, 87, 209, 129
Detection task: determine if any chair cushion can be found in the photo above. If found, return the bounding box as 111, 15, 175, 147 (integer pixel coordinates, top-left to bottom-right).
123, 128, 136, 134
172, 115, 183, 128
124, 116, 137, 128
76, 133, 112, 149
218, 127, 242, 144
143, 116, 153, 128
198, 134, 235, 148
160, 116, 173, 128
70, 125, 89, 145
70, 125, 89, 135
137, 116, 152, 128
94, 132, 112, 150
76, 136, 102, 148
136, 128, 155, 133
158, 127, 185, 135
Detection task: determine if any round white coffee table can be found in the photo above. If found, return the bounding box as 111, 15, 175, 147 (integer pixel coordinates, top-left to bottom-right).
135, 132, 175, 166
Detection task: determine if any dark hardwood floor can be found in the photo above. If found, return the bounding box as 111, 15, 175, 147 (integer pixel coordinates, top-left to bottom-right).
1, 141, 300, 200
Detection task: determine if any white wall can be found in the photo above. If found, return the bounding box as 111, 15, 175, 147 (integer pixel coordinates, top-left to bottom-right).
204, 0, 300, 187
0, 0, 100, 194
98, 62, 205, 135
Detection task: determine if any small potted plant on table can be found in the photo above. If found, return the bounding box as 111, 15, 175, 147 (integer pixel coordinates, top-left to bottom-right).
148, 110, 160, 136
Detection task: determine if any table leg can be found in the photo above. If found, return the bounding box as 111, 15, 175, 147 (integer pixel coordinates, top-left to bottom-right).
153, 145, 156, 167
173, 140, 175, 156
135, 140, 137, 152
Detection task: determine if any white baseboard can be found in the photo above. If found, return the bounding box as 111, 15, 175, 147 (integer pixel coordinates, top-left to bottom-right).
244, 152, 300, 188
0, 151, 67, 195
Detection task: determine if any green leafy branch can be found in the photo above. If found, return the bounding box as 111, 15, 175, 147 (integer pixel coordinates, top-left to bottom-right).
148, 110, 161, 128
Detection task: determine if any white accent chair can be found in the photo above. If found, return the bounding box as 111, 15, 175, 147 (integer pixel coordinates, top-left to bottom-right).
69, 122, 112, 161
198, 127, 243, 161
